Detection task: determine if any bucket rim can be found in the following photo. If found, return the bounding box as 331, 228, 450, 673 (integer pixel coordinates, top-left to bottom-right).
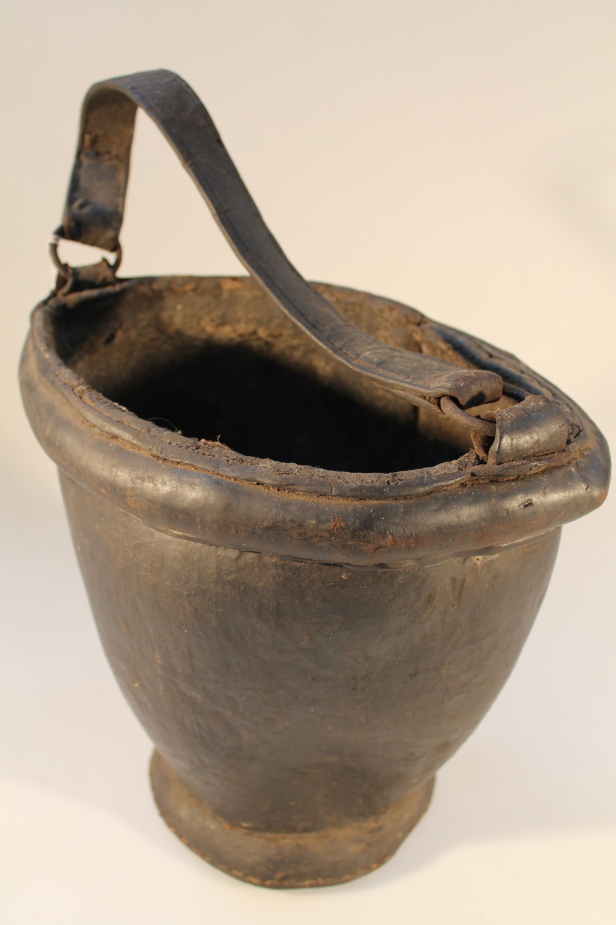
26, 275, 594, 495
20, 275, 610, 564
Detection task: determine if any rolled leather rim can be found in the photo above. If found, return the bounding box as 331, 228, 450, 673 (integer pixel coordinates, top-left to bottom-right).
20, 276, 610, 566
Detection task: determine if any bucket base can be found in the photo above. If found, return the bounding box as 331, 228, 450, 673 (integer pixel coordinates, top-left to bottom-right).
150, 750, 434, 888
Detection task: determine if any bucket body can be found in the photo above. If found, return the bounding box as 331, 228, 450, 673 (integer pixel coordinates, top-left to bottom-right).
20, 275, 609, 886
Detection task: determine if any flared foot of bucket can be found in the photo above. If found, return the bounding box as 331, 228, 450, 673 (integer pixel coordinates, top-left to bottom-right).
150, 749, 434, 888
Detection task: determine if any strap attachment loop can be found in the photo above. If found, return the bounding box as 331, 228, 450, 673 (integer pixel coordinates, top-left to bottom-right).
49, 228, 122, 280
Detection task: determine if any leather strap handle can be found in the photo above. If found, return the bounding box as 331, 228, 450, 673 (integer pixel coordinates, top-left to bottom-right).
60, 69, 503, 411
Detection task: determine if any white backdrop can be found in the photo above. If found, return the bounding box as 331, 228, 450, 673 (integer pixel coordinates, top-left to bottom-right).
1, 2, 614, 923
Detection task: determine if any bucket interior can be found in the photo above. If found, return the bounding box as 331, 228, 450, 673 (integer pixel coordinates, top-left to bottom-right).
52, 277, 472, 473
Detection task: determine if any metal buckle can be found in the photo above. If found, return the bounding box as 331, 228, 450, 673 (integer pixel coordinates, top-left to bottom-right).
48, 229, 122, 279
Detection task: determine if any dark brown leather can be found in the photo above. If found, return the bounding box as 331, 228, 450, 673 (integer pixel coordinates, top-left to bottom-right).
57, 69, 581, 463
19, 71, 611, 891
487, 396, 571, 465
61, 69, 503, 411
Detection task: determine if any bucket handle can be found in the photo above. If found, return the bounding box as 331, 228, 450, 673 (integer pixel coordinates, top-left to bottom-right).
54, 69, 571, 458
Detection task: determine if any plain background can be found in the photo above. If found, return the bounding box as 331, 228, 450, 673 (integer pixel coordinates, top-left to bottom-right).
1, 2, 614, 923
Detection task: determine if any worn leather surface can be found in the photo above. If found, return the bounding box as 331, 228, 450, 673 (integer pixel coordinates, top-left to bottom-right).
61, 69, 504, 411
487, 396, 571, 465
149, 750, 435, 888
61, 470, 559, 834
20, 276, 610, 563
18, 70, 612, 888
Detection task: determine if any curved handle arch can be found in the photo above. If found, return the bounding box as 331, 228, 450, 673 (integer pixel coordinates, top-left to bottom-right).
60, 69, 503, 411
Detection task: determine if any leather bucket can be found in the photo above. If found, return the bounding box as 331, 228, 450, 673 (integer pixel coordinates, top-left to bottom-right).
20, 70, 610, 888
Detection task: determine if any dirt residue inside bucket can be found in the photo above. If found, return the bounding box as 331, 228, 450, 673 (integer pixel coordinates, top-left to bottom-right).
52, 276, 470, 474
